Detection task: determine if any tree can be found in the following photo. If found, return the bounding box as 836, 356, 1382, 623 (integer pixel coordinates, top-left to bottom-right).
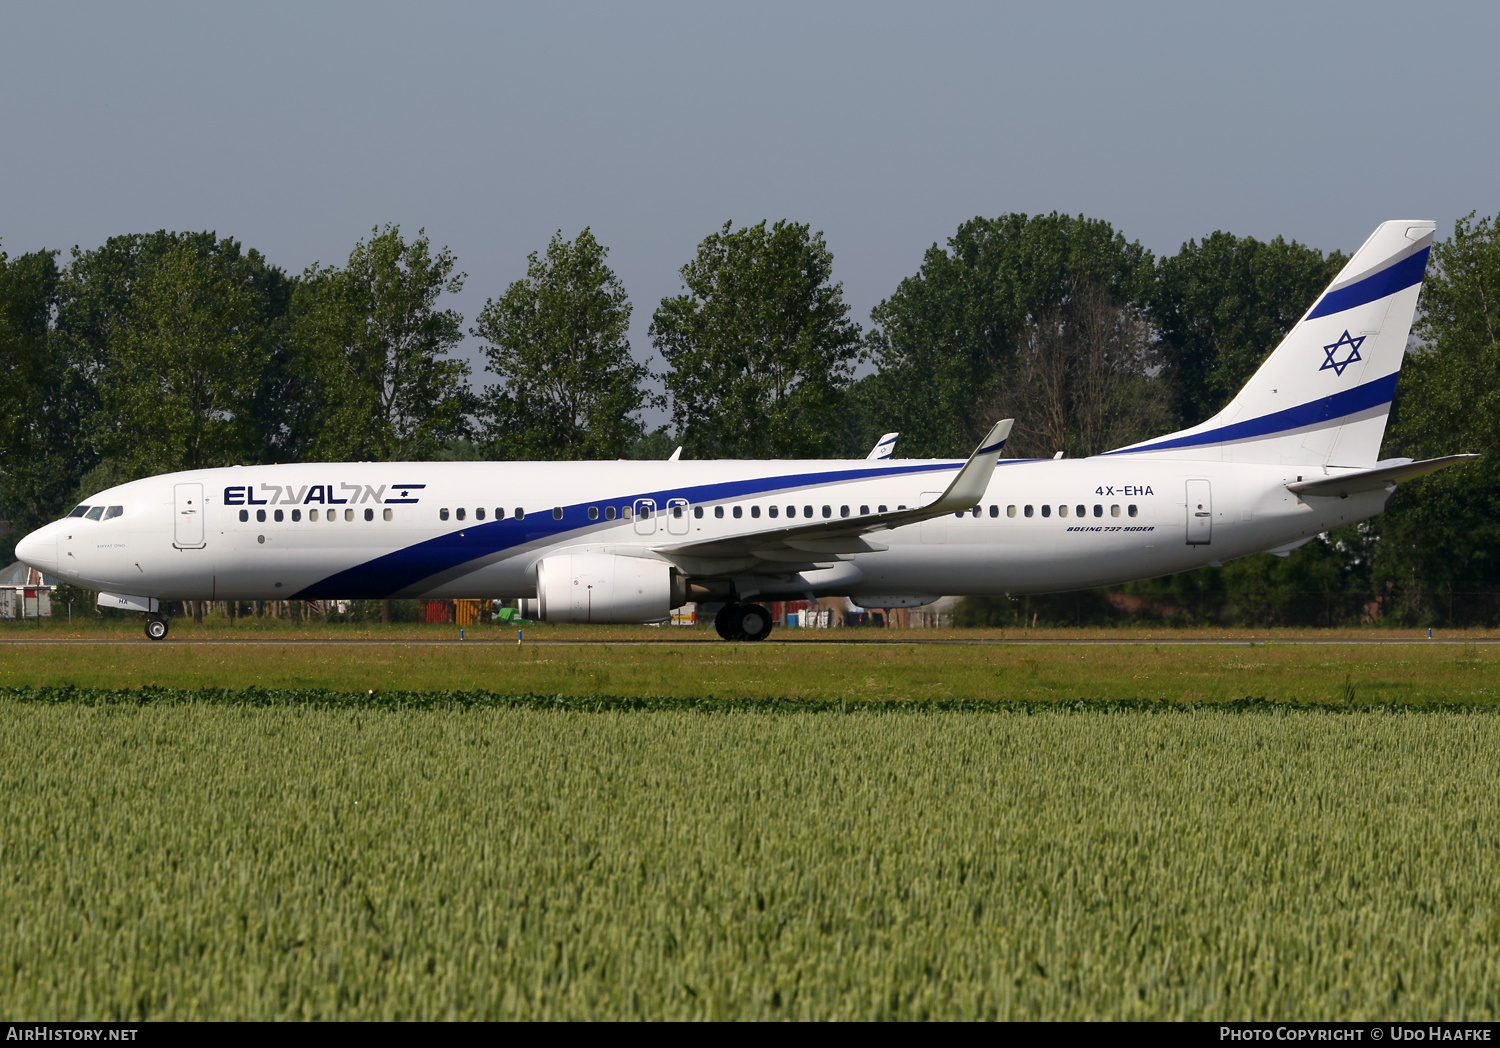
94, 240, 271, 475
1374, 210, 1500, 623
1150, 232, 1347, 429
866, 213, 1152, 457
53, 231, 293, 477
473, 229, 653, 459
293, 226, 471, 461
984, 284, 1170, 459
652, 220, 861, 458
0, 244, 79, 562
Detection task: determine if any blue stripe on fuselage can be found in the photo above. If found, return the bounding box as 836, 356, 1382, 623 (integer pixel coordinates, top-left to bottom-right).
294, 458, 970, 599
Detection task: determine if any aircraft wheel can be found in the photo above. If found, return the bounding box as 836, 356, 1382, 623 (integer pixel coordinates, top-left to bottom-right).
714, 603, 741, 640
144, 616, 169, 641
735, 603, 773, 642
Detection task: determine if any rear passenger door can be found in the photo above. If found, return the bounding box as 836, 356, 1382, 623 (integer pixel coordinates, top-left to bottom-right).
1185, 479, 1212, 545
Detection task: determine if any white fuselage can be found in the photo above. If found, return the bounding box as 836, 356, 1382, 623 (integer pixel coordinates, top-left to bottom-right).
20, 456, 1386, 604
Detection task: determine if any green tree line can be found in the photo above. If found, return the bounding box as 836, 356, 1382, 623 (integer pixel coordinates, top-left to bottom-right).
2, 211, 1496, 625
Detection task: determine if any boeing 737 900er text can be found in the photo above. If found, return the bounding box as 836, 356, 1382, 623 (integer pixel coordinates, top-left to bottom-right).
14, 220, 1475, 641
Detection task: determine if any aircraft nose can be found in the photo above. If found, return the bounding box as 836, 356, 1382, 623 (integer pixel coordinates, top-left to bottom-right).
14, 526, 56, 574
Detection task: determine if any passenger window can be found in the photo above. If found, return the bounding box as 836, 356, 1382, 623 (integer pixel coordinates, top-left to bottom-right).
822, 506, 831, 518
328, 511, 336, 523
878, 505, 887, 513
1077, 505, 1085, 517
456, 508, 465, 521
274, 509, 284, 522
495, 508, 505, 520
440, 508, 449, 521
621, 505, 630, 520
1111, 505, 1121, 517
365, 508, 374, 521
1128, 505, 1138, 517
552, 507, 563, 520
714, 506, 724, 518
345, 508, 354, 521
588, 507, 599, 520
1041, 505, 1051, 518
860, 505, 869, 515
309, 509, 319, 522
239, 509, 249, 522
787, 506, 796, 518
768, 506, 779, 518
516, 508, 525, 520
805, 506, 814, 518
104, 506, 123, 520
1006, 505, 1016, 518
605, 506, 616, 520
990, 505, 999, 518
971, 507, 981, 518
840, 506, 850, 518
257, 509, 267, 523
1057, 505, 1066, 518
476, 508, 486, 520
954, 511, 963, 518
68, 505, 90, 518
1093, 505, 1102, 517
85, 507, 104, 521
383, 509, 392, 521
751, 506, 760, 518
291, 509, 301, 522
733, 506, 742, 518
693, 506, 703, 518
1024, 505, 1033, 517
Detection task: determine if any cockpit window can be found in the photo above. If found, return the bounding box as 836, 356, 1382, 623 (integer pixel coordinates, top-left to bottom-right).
103, 506, 124, 520
84, 506, 105, 521
68, 505, 90, 518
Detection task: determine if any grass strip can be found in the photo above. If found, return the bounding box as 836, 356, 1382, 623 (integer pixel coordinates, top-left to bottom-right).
5, 684, 1497, 714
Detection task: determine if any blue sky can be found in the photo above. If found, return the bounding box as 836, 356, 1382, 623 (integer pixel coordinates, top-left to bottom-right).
3, 1, 1494, 411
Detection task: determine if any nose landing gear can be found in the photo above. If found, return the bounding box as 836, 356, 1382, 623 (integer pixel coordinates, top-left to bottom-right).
713, 602, 774, 642
144, 616, 169, 641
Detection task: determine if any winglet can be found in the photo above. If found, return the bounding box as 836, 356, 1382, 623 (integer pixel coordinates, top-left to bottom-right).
922, 419, 1013, 514
866, 432, 899, 460
668, 446, 683, 461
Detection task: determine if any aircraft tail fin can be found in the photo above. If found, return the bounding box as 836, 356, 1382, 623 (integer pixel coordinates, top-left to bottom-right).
1109, 220, 1436, 467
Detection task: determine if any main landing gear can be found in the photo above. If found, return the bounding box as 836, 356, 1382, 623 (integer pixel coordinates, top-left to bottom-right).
144, 615, 169, 641
713, 602, 774, 642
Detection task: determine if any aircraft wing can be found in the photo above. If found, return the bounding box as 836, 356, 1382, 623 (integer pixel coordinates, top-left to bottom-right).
1286, 454, 1477, 498
656, 420, 1012, 566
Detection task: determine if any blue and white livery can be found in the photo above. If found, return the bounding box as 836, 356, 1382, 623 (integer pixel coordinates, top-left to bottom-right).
14, 221, 1473, 640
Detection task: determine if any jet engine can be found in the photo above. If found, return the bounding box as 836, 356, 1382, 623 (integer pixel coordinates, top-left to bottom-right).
529, 553, 684, 624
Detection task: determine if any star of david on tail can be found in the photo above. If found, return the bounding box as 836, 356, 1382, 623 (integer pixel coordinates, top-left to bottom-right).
1320, 330, 1365, 376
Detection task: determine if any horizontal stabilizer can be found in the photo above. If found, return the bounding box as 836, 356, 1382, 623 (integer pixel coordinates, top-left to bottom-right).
1286, 455, 1477, 498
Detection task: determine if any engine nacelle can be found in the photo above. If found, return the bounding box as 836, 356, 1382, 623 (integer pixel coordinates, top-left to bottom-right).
533, 554, 682, 624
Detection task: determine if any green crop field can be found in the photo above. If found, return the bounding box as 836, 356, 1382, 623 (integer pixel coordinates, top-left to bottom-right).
2, 690, 1499, 1020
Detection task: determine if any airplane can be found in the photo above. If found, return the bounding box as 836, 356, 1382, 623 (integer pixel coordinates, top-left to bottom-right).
14, 220, 1474, 642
